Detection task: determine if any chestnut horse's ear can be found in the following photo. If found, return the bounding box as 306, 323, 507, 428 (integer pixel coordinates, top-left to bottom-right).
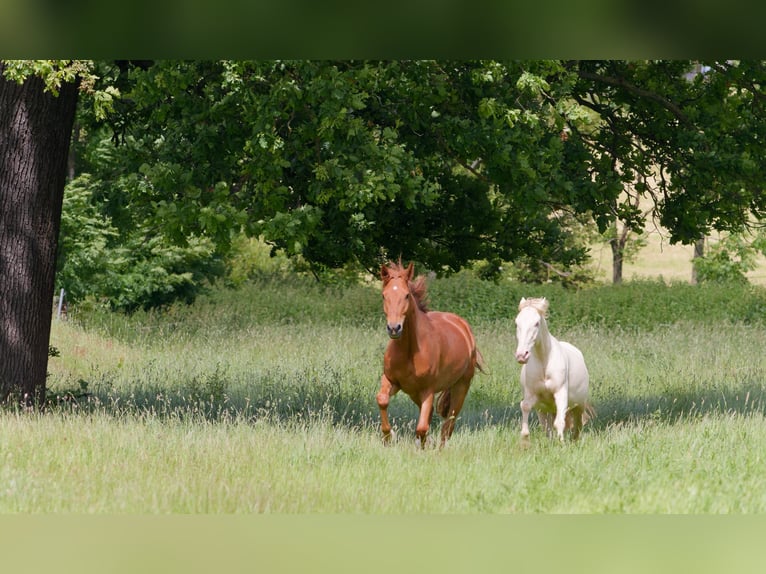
380, 264, 391, 283
405, 261, 414, 281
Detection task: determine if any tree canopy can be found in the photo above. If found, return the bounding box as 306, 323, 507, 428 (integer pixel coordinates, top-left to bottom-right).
61, 60, 766, 308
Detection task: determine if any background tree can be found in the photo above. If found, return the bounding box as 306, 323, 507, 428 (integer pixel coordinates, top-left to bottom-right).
0, 61, 81, 405
562, 60, 766, 283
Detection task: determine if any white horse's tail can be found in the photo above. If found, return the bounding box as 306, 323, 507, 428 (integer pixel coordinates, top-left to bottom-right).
564, 402, 596, 430
582, 402, 596, 425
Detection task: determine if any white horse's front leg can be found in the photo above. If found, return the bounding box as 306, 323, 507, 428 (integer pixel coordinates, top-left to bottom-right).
520, 394, 537, 438
552, 387, 569, 441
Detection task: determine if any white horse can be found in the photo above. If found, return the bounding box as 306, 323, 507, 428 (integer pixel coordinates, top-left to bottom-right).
514, 297, 591, 441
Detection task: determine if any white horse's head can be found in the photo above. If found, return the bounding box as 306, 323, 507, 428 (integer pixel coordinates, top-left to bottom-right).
514, 297, 549, 364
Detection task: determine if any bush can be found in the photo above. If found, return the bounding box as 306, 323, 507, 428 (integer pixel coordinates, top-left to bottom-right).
58, 174, 224, 311
225, 235, 294, 287
693, 232, 766, 285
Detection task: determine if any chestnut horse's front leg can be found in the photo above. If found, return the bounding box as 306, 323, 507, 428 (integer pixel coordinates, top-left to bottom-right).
415, 391, 435, 448
377, 374, 399, 443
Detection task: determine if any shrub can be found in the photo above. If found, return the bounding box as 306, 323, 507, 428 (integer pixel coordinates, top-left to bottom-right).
693, 232, 766, 285
58, 174, 224, 311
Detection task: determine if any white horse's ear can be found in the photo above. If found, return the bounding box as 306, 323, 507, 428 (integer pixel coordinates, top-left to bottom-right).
520, 297, 526, 304
540, 298, 550, 314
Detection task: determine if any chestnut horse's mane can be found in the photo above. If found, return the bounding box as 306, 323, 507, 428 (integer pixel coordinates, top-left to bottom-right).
383, 262, 429, 312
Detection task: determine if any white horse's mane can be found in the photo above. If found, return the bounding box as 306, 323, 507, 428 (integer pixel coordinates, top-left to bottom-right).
518, 297, 549, 317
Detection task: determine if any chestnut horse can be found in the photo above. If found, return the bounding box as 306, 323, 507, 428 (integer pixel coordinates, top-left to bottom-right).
377, 262, 485, 447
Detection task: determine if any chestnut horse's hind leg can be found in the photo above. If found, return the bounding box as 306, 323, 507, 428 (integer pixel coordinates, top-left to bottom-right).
377, 374, 400, 443
438, 379, 471, 447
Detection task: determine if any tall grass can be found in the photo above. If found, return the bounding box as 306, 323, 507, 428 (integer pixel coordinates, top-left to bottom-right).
8, 275, 766, 512
57, 275, 766, 426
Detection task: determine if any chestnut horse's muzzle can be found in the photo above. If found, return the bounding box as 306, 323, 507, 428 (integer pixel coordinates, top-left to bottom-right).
386, 322, 403, 339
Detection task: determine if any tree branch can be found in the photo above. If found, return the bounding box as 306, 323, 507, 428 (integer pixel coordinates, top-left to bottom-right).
456, 157, 487, 181
577, 69, 694, 128
538, 260, 572, 278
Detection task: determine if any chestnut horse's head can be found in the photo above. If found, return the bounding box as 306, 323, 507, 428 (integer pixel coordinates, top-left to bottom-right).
380, 262, 414, 339
380, 261, 428, 339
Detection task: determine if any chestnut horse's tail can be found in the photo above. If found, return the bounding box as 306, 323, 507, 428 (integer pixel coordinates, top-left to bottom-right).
475, 348, 488, 375
437, 389, 451, 419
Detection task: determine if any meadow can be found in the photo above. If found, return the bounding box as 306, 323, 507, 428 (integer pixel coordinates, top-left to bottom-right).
2, 270, 764, 513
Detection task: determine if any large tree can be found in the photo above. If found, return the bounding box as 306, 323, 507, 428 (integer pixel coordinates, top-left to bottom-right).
0, 61, 80, 405
71, 60, 594, 283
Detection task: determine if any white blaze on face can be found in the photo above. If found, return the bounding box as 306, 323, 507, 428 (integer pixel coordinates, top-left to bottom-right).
383, 280, 409, 339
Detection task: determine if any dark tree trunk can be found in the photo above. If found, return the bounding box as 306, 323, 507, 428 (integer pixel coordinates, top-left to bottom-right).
610, 221, 630, 285
610, 237, 624, 284
0, 63, 79, 406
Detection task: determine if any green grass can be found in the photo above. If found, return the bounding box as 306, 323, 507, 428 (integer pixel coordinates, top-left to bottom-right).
3, 409, 766, 512
6, 276, 766, 512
